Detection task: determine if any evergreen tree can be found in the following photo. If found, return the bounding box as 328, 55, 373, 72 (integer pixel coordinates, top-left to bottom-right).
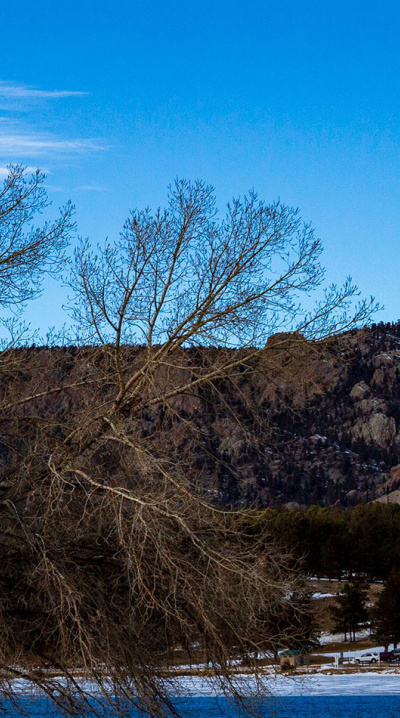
330, 580, 369, 642
372, 569, 400, 649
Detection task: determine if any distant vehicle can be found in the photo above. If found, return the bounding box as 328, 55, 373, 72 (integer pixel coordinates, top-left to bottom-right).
380, 648, 400, 663
354, 652, 380, 664
380, 650, 394, 662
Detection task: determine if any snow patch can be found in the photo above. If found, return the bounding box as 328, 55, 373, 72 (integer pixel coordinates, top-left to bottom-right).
312, 592, 335, 599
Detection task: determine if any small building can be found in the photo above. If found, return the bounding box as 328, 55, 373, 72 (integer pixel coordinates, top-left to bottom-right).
279, 648, 309, 670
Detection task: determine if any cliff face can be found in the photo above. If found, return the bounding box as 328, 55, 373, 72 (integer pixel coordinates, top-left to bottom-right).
2, 321, 400, 509
224, 321, 400, 508
141, 321, 400, 508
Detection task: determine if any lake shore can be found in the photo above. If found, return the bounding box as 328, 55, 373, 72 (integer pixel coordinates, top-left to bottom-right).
5, 666, 400, 699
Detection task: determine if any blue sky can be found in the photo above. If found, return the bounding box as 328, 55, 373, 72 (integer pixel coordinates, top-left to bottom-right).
1, 0, 400, 331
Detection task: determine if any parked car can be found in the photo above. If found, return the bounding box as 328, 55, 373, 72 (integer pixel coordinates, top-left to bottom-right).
354, 652, 380, 664
380, 648, 400, 663
380, 650, 394, 662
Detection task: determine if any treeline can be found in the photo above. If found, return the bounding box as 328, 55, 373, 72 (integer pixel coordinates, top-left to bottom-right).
241, 503, 400, 580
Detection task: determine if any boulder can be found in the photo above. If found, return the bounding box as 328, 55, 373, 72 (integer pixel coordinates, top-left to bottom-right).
375, 489, 400, 504
359, 398, 387, 414
373, 353, 394, 367
350, 381, 370, 400
352, 413, 396, 447
369, 414, 396, 446
390, 464, 400, 480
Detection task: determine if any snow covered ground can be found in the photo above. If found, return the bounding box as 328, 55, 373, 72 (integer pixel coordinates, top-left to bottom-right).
312, 592, 335, 599
318, 629, 371, 645
318, 643, 393, 660
7, 671, 400, 699
175, 672, 400, 696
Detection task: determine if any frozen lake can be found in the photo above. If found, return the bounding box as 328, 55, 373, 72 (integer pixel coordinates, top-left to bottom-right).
3, 672, 400, 716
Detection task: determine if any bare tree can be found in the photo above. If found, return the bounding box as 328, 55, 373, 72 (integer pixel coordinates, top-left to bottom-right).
0, 164, 74, 343
71, 179, 374, 348
67, 179, 376, 436
0, 178, 377, 716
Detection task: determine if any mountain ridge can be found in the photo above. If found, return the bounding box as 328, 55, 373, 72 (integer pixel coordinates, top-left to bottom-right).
2, 321, 400, 509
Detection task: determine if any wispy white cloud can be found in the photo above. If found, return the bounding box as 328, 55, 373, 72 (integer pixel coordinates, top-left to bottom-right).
74, 184, 109, 192
0, 81, 88, 99
0, 134, 106, 157
0, 80, 106, 165
0, 164, 46, 178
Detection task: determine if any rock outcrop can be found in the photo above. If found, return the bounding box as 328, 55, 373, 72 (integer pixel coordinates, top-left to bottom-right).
2, 321, 400, 509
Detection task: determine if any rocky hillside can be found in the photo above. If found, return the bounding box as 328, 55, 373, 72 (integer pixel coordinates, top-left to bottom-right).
2, 321, 400, 509
224, 321, 400, 508
145, 320, 400, 509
